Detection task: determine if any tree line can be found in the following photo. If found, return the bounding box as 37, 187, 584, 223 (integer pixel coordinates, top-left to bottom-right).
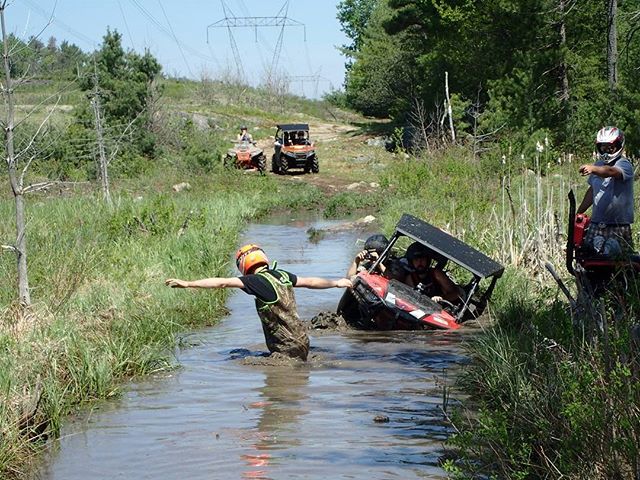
336, 0, 640, 154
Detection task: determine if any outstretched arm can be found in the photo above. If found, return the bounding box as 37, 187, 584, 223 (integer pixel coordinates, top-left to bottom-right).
579, 164, 623, 179
165, 277, 245, 289
295, 277, 353, 289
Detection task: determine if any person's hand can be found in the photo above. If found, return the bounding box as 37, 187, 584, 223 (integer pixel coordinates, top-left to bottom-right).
579, 164, 594, 176
355, 250, 378, 264
336, 278, 353, 288
165, 278, 190, 288
431, 295, 443, 303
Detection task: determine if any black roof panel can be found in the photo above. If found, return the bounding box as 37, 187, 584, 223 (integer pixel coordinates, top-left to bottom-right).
394, 214, 504, 279
277, 123, 310, 131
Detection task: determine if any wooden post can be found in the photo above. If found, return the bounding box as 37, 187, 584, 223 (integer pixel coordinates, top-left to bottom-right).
445, 71, 456, 143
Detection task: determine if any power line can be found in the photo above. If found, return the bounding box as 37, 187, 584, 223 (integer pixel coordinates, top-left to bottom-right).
157, 0, 194, 77
22, 0, 97, 48
117, 0, 136, 50
130, 0, 218, 66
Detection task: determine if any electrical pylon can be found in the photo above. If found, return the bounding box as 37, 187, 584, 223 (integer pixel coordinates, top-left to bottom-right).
207, 1, 305, 84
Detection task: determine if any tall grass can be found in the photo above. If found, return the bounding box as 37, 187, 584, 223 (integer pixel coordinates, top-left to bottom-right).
378, 147, 640, 479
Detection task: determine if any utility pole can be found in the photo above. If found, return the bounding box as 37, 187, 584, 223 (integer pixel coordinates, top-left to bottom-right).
207, 1, 305, 86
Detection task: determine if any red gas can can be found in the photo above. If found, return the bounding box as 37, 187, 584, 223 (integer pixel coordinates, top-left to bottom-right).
573, 214, 590, 247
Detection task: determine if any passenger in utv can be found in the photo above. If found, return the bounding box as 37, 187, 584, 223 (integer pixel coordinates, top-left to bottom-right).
577, 126, 634, 256
402, 242, 460, 304
347, 234, 390, 277
166, 244, 352, 361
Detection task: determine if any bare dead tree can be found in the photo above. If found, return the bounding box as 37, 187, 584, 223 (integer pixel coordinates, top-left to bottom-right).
408, 96, 432, 154
444, 71, 456, 143
557, 0, 570, 106
89, 66, 111, 205
1, 2, 36, 306
0, 3, 80, 307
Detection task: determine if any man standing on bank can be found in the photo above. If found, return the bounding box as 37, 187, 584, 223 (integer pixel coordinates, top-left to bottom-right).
166, 244, 352, 361
577, 126, 635, 256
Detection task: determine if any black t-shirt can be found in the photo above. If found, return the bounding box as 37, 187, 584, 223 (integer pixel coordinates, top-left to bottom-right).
238, 269, 298, 303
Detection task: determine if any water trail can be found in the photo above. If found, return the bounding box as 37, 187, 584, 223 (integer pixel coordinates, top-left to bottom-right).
37, 214, 466, 480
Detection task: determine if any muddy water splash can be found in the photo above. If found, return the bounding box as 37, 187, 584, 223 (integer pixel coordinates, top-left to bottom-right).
37, 215, 467, 479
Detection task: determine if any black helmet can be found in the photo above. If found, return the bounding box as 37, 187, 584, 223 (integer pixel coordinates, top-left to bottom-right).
406, 241, 431, 262
364, 234, 389, 255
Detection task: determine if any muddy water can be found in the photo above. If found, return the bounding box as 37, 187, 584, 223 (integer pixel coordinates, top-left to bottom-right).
37, 215, 468, 480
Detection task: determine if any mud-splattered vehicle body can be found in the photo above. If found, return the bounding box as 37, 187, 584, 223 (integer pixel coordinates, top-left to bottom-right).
225, 141, 266, 172
338, 214, 504, 330
272, 123, 319, 174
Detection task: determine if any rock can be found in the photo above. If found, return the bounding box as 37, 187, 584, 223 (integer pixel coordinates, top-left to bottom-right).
366, 136, 388, 147
172, 182, 191, 192
373, 415, 390, 423
346, 182, 361, 190
369, 182, 380, 188
352, 155, 372, 164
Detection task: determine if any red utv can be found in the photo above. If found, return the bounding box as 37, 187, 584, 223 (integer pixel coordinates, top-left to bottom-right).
338, 214, 504, 331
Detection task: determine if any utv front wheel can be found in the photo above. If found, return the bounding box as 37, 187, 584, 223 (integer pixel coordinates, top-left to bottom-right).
311, 156, 319, 173
271, 154, 280, 174
278, 155, 288, 175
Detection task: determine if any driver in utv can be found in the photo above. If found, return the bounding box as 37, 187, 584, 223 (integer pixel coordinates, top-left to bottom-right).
577, 126, 634, 256
402, 242, 461, 304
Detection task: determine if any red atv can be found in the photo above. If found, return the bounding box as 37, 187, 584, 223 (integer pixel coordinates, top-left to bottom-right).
224, 141, 266, 173
338, 214, 504, 330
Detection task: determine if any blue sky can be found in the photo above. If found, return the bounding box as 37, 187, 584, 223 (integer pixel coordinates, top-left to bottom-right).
8, 0, 349, 97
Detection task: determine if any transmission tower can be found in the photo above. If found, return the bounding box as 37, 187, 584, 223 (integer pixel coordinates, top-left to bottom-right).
286, 72, 331, 98
207, 1, 305, 84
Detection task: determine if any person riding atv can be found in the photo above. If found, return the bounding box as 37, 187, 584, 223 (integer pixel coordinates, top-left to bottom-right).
225, 125, 266, 172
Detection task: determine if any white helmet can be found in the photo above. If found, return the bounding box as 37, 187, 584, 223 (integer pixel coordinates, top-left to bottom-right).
595, 126, 625, 164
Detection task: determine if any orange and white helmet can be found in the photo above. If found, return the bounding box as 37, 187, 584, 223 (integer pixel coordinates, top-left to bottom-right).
235, 244, 269, 275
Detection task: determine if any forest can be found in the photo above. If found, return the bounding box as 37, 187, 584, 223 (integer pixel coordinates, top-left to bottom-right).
336, 0, 640, 155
